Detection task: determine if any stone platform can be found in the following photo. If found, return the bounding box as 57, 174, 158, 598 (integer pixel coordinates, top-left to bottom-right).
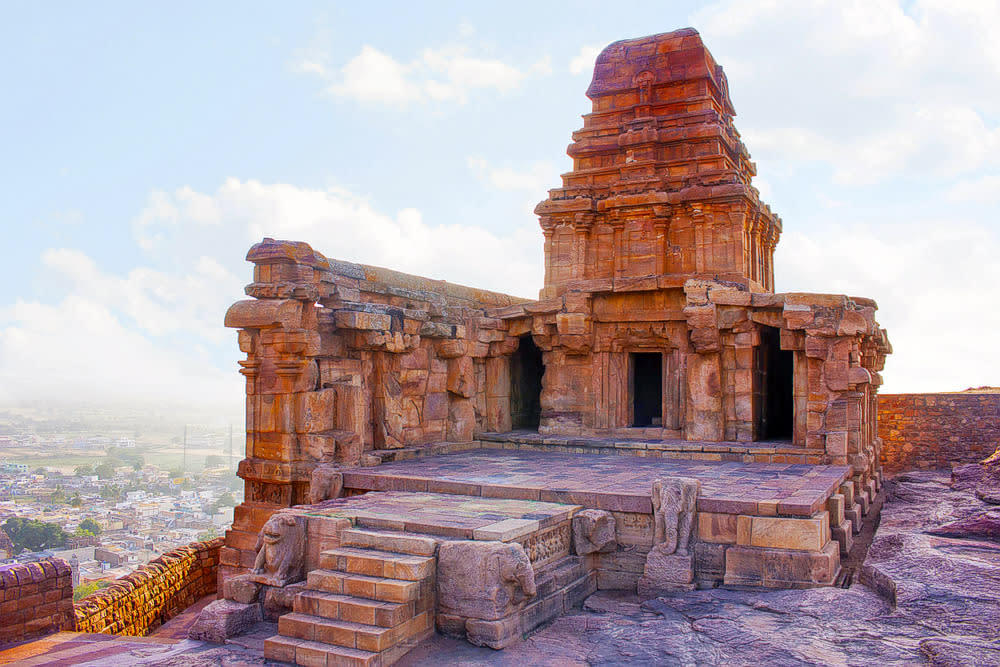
340, 448, 870, 592
343, 449, 852, 517
231, 451, 876, 665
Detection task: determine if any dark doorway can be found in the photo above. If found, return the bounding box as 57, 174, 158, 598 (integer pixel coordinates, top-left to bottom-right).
510, 336, 543, 430
758, 326, 794, 440
631, 352, 662, 427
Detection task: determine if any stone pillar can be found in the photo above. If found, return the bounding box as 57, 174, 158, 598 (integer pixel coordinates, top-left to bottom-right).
221, 239, 331, 579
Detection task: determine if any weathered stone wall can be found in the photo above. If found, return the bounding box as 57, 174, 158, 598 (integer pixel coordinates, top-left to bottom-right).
0, 559, 74, 646
73, 537, 223, 636
221, 239, 527, 578
878, 393, 1000, 470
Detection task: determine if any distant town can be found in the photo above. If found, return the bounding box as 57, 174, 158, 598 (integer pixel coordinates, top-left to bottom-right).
0, 402, 243, 598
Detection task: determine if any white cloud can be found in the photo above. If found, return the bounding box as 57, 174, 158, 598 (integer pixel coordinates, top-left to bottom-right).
947, 174, 1000, 203
776, 218, 1000, 393
40, 247, 241, 344
569, 45, 601, 75
743, 104, 1000, 185
2, 178, 547, 409
0, 296, 239, 409
134, 178, 544, 299
330, 45, 424, 105
466, 156, 559, 193
694, 0, 1000, 185
299, 39, 552, 107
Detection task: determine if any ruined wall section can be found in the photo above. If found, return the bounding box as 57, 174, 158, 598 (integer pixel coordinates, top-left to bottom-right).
222, 238, 528, 577
73, 538, 222, 636
878, 393, 1000, 470
0, 559, 73, 646
683, 283, 890, 494
488, 279, 890, 488
0, 539, 222, 647
536, 29, 781, 298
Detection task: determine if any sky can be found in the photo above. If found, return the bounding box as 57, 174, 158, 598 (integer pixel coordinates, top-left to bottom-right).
1, 0, 998, 417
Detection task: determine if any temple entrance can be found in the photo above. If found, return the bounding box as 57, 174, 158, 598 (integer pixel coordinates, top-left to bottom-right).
757, 326, 794, 440
510, 336, 543, 430
631, 352, 663, 427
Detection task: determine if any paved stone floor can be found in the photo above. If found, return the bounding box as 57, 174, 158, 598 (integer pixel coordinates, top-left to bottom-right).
343, 449, 851, 515
304, 490, 577, 538
397, 469, 1000, 666
8, 470, 996, 665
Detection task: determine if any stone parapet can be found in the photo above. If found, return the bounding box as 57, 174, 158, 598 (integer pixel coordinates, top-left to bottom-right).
73, 537, 223, 636
0, 559, 74, 646
878, 393, 1000, 470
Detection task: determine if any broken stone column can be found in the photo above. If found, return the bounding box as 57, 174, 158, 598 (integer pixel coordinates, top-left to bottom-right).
188, 598, 263, 643
639, 477, 700, 598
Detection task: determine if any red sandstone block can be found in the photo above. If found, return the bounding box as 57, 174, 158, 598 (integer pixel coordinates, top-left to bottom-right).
481, 484, 541, 501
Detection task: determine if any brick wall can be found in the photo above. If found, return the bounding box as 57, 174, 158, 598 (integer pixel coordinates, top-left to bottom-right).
878, 393, 1000, 470
0, 559, 74, 646
73, 537, 223, 636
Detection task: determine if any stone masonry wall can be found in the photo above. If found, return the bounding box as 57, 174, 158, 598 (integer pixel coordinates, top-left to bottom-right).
0, 559, 74, 646
73, 537, 223, 636
878, 393, 1000, 470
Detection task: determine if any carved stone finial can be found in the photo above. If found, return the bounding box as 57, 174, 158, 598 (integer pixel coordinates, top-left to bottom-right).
640, 477, 701, 598
572, 509, 617, 555
651, 476, 700, 555
250, 512, 305, 587
309, 465, 343, 504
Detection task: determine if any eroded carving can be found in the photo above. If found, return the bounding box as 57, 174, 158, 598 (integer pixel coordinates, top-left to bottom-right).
251, 512, 305, 587
309, 465, 343, 504
651, 477, 700, 555
499, 548, 537, 604
572, 509, 617, 555
437, 540, 537, 621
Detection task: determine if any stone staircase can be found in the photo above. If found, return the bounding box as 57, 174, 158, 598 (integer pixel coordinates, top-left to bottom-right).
264, 527, 437, 667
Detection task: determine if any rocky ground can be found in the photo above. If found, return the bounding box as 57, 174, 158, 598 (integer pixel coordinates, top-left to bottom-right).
400, 468, 1000, 666
6, 467, 997, 666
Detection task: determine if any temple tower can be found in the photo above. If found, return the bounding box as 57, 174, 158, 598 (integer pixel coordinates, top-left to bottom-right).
535, 29, 781, 298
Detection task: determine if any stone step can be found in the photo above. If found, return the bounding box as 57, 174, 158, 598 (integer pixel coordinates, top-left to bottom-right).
264, 635, 379, 667
340, 527, 438, 556
307, 568, 422, 603
278, 610, 433, 654
294, 588, 414, 628
320, 547, 435, 581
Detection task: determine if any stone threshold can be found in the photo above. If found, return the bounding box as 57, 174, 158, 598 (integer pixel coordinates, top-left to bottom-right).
480, 431, 808, 454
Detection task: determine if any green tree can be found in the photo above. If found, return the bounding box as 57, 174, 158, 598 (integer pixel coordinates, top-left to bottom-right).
205, 454, 224, 468
197, 528, 218, 540
78, 518, 101, 536
73, 580, 112, 601
2, 518, 68, 552
70, 493, 82, 508
209, 492, 236, 514
74, 465, 94, 477
95, 462, 116, 479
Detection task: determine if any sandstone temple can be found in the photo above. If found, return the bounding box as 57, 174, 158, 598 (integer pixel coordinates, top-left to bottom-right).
205, 29, 892, 665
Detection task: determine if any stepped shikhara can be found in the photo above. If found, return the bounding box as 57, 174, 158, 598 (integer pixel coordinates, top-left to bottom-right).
212, 28, 892, 666
536, 28, 780, 296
